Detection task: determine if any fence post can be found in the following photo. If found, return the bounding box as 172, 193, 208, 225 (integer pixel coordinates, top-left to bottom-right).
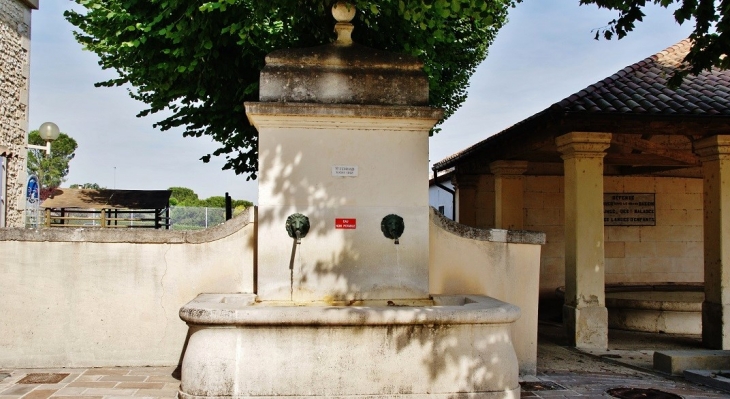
225, 192, 232, 221
45, 208, 50, 228
100, 208, 106, 228
205, 207, 208, 228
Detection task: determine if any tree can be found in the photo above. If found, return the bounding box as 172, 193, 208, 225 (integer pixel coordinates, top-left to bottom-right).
70, 182, 106, 189
27, 131, 78, 197
64, 0, 512, 180
169, 186, 200, 205
582, 0, 730, 86
168, 186, 253, 208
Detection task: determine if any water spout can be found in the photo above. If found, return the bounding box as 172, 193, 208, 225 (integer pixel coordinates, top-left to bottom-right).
381, 214, 404, 245
286, 213, 310, 242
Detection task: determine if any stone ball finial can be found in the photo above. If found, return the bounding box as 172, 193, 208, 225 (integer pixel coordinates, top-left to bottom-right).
332, 2, 356, 22
332, 2, 355, 45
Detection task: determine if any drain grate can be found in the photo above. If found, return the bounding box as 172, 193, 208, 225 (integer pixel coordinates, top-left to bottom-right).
17, 373, 69, 384
607, 387, 682, 399
520, 381, 566, 391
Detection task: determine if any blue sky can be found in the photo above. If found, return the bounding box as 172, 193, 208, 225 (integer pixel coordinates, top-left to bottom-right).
28, 1, 694, 202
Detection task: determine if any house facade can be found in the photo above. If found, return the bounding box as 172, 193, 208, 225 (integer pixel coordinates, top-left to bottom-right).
433, 40, 730, 350
0, 0, 37, 227
428, 169, 454, 220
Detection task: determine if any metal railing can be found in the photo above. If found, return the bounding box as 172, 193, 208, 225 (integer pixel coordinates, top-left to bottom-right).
43, 208, 170, 229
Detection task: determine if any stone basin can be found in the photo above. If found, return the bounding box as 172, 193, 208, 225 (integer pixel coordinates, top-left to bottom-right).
178, 294, 521, 399
605, 283, 703, 335
557, 283, 703, 335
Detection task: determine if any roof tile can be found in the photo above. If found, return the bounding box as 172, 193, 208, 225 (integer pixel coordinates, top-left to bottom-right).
434, 38, 730, 170
548, 39, 730, 116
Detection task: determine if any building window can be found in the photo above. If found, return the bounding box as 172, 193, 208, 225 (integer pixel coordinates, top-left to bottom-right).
0, 156, 6, 227
438, 205, 445, 215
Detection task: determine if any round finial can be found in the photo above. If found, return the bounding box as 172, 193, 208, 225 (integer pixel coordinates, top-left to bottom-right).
332, 2, 355, 45
332, 2, 356, 23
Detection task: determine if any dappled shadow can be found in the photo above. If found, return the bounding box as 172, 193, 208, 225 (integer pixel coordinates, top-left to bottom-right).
178, 129, 519, 397
254, 122, 430, 302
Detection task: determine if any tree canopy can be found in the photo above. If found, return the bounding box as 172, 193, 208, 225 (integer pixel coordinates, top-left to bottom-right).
65, 0, 512, 180
27, 131, 78, 197
582, 0, 730, 86
168, 186, 253, 208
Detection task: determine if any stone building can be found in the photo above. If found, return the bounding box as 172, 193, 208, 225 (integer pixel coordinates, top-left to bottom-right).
433, 39, 730, 350
0, 0, 38, 227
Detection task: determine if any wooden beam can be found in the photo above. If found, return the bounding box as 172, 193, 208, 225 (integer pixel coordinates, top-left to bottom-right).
612, 135, 700, 165
604, 153, 696, 166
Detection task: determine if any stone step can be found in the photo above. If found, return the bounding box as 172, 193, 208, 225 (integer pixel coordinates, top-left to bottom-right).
654, 350, 730, 375
684, 370, 730, 393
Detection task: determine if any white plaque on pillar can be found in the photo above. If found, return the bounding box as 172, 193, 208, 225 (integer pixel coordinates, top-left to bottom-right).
332, 165, 358, 177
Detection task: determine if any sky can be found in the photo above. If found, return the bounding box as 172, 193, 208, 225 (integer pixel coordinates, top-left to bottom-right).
27, 1, 695, 203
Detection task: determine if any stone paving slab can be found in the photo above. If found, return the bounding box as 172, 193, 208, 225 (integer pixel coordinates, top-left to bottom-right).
0, 368, 178, 399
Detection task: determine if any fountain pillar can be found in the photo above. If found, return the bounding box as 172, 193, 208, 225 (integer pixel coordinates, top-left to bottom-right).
247, 3, 440, 303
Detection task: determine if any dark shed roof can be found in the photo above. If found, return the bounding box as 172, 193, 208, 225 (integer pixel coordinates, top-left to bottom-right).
42, 189, 171, 209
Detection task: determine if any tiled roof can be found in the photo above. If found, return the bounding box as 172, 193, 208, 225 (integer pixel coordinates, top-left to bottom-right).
434, 39, 730, 170
553, 39, 730, 115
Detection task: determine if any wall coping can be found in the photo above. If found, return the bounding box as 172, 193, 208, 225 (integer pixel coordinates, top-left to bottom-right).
20, 0, 39, 10
430, 207, 546, 245
0, 207, 254, 244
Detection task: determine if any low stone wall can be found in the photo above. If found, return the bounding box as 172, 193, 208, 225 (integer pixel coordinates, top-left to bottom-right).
429, 208, 545, 376
0, 208, 256, 368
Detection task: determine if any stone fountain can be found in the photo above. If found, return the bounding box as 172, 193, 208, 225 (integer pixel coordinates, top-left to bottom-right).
177, 3, 521, 398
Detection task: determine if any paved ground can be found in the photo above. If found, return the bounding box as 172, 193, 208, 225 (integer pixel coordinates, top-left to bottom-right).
524, 322, 729, 398
0, 367, 179, 399
1, 323, 729, 399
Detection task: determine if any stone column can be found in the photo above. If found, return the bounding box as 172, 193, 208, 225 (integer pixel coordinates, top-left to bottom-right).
490, 160, 528, 230
696, 135, 730, 349
556, 132, 612, 349
453, 174, 479, 227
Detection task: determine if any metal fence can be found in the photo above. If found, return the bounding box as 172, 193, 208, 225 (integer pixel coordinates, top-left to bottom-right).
25, 206, 233, 230
169, 206, 227, 230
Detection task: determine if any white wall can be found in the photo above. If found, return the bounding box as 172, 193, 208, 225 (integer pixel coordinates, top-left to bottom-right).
429, 180, 454, 220
429, 208, 545, 376
0, 209, 255, 368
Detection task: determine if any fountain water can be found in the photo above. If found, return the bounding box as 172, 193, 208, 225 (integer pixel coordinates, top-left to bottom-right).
177, 3, 521, 398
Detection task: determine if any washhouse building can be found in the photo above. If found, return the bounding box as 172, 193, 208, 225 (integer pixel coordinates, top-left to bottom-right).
432, 39, 730, 349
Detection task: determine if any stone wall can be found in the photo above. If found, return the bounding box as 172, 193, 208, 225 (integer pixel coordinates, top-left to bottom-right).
522, 175, 704, 296
451, 174, 705, 296
0, 0, 33, 227
0, 210, 256, 368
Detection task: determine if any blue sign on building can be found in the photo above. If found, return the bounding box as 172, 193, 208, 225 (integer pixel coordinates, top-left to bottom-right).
27, 175, 39, 201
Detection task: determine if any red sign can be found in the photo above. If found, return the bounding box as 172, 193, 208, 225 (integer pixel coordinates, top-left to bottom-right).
335, 218, 356, 229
